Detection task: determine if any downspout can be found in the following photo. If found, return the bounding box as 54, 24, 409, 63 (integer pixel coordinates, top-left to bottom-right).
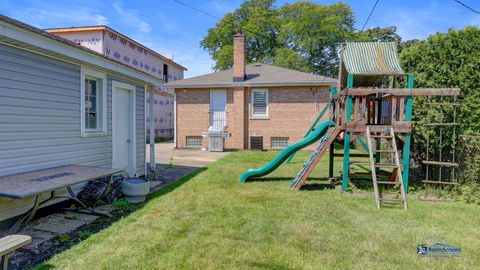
149, 86, 156, 172
144, 85, 147, 175
173, 89, 177, 147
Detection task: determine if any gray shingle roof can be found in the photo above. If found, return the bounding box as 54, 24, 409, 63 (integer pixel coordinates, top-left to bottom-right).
166, 63, 337, 88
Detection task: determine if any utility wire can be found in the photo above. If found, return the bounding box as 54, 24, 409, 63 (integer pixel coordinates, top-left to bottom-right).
453, 0, 480, 14
360, 0, 380, 32
173, 0, 271, 39
174, 0, 221, 20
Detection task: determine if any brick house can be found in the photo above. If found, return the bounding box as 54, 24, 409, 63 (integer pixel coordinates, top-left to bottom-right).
166, 30, 337, 150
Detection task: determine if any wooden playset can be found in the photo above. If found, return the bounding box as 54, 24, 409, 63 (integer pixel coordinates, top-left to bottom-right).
241, 42, 460, 209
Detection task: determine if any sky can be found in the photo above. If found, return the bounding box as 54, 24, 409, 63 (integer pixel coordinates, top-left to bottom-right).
1, 0, 479, 78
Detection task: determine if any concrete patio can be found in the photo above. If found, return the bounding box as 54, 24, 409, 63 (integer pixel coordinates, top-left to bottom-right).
146, 142, 230, 191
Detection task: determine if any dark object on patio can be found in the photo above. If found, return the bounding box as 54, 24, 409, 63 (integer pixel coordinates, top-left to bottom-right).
78, 175, 125, 207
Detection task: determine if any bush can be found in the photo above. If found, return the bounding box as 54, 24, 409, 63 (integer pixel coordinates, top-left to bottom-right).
400, 27, 480, 194
456, 184, 480, 205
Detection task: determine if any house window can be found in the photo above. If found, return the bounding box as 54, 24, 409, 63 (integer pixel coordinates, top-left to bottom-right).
81, 67, 107, 136
250, 136, 263, 150
251, 89, 268, 117
271, 137, 289, 149
186, 136, 202, 149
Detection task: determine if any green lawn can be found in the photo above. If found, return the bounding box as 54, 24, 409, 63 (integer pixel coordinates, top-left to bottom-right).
39, 151, 479, 269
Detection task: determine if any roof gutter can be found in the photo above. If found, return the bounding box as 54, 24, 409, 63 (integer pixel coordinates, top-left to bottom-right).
165, 80, 338, 89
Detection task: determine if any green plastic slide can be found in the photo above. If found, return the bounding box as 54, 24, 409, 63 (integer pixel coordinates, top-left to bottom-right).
240, 120, 336, 183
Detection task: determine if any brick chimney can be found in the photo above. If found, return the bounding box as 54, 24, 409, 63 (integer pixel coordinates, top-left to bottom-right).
233, 28, 246, 82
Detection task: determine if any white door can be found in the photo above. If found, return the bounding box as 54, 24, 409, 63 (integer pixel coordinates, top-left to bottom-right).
210, 90, 227, 128
113, 82, 136, 176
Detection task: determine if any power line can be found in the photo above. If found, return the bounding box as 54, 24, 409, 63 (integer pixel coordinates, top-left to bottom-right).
453, 0, 480, 14
360, 0, 380, 32
173, 0, 271, 40
174, 0, 221, 20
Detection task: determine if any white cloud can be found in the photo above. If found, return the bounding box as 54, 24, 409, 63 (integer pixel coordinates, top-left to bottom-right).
7, 7, 108, 28
112, 2, 151, 33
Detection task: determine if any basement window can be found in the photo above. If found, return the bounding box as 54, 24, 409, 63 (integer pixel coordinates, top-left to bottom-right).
271, 137, 289, 150
81, 67, 107, 136
251, 89, 268, 118
250, 136, 263, 150
186, 136, 203, 149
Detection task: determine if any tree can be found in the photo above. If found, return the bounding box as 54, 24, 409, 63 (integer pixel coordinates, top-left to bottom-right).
277, 2, 355, 77
200, 0, 279, 71
400, 27, 480, 164
200, 0, 355, 76
362, 26, 401, 43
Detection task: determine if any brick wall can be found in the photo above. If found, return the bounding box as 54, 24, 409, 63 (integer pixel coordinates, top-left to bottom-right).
247, 86, 330, 150
175, 86, 331, 150
175, 88, 234, 149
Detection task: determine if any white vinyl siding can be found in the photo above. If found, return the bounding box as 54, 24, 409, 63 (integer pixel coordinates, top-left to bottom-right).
0, 44, 147, 223
251, 89, 268, 117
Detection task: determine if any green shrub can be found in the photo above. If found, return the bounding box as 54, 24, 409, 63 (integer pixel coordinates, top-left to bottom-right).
456, 184, 480, 205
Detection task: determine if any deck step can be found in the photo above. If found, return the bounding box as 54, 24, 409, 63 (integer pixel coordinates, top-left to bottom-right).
375, 163, 398, 168
370, 135, 393, 139
373, 149, 395, 153
349, 162, 370, 166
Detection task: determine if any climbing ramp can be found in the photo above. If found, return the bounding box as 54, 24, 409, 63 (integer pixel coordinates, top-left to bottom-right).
291, 127, 340, 190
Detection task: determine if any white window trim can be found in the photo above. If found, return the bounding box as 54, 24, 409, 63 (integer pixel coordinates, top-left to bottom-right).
251, 89, 269, 119
80, 67, 107, 137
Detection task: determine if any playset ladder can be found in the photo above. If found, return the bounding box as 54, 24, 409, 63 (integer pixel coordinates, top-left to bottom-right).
291, 127, 340, 190
366, 127, 408, 210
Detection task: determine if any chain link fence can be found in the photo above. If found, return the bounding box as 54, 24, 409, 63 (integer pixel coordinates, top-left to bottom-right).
457, 135, 480, 185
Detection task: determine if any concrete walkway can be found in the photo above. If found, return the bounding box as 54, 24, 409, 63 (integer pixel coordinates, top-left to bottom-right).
146, 142, 230, 191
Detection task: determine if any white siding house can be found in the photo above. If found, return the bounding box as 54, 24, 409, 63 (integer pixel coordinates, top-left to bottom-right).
0, 15, 163, 224
46, 26, 186, 138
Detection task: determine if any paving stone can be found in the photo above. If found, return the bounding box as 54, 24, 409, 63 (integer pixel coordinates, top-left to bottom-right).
64, 212, 99, 223
34, 215, 94, 234
21, 229, 56, 251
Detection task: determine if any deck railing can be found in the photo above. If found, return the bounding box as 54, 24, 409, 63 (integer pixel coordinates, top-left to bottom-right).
334, 88, 460, 133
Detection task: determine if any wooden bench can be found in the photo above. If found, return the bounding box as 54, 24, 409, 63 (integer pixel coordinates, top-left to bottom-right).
0, 165, 123, 233
0, 235, 31, 270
